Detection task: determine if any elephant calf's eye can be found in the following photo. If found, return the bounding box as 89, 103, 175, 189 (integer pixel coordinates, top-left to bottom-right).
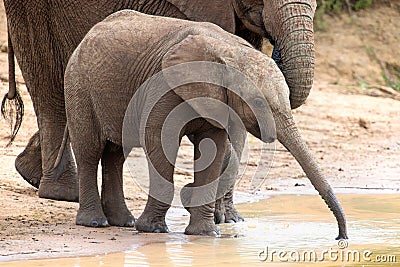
253, 97, 267, 108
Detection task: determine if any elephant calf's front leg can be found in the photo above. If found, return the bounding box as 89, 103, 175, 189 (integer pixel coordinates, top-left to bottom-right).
135, 143, 176, 233
214, 141, 244, 224
222, 185, 244, 223
182, 128, 228, 236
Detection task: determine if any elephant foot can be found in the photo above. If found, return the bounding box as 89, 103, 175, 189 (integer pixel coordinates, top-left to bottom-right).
15, 132, 42, 189
107, 213, 135, 227
214, 197, 244, 224
224, 200, 244, 223
185, 205, 220, 236
185, 219, 220, 237
76, 209, 109, 228
135, 212, 169, 233
38, 173, 79, 202
214, 197, 226, 224
103, 206, 135, 227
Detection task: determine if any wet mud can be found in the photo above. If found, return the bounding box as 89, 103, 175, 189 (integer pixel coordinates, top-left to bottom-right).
2, 194, 399, 266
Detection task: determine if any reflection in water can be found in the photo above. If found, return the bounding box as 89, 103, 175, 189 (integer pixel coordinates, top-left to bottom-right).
1, 194, 399, 266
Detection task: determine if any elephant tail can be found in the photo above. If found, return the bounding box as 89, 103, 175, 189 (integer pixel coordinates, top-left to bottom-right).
1, 32, 24, 146
54, 126, 69, 170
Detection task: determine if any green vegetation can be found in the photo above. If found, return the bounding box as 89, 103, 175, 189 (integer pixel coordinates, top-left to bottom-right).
317, 0, 344, 13
354, 0, 373, 11
316, 0, 373, 13
315, 0, 374, 30
383, 63, 400, 91
365, 46, 400, 91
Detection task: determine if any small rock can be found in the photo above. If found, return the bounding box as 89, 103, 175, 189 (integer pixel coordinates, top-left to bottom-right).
358, 118, 370, 129
0, 42, 7, 53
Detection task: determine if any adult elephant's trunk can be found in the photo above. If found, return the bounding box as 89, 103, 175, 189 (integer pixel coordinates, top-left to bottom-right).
274, 110, 348, 240
263, 0, 316, 109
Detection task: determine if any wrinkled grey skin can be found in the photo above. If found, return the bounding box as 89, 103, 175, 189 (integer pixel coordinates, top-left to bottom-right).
3, 0, 316, 223
64, 11, 347, 239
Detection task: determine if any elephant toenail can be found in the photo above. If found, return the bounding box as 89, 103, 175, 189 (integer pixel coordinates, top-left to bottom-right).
126, 220, 135, 227
213, 229, 221, 237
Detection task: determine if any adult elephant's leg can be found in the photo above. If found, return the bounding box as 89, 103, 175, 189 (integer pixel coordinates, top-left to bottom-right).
15, 131, 78, 201
5, 2, 79, 202
37, 108, 78, 202
135, 139, 177, 233
101, 142, 135, 227
14, 118, 78, 202
183, 128, 228, 236
30, 42, 78, 202
15, 131, 42, 189
17, 86, 78, 201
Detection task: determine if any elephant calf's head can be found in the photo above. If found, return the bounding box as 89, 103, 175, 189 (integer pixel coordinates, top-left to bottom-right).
161, 34, 277, 143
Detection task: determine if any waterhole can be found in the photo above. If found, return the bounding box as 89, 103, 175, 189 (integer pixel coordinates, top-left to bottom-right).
2, 194, 399, 266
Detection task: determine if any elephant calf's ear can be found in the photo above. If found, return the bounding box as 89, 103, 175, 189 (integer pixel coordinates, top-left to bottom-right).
162, 35, 225, 68
161, 35, 230, 129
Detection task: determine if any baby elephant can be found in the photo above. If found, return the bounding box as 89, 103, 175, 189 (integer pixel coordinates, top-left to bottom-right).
64, 10, 347, 239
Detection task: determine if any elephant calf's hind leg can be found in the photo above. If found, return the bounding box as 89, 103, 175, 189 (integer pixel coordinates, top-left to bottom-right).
101, 143, 135, 227
75, 149, 108, 228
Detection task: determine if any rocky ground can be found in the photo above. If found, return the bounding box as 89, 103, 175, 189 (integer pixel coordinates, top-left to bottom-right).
0, 1, 399, 261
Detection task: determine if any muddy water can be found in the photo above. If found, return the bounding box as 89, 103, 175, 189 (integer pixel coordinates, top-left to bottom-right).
2, 194, 400, 266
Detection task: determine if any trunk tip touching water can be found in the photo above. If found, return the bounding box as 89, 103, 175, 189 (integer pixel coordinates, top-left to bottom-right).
323, 189, 348, 240
275, 113, 348, 240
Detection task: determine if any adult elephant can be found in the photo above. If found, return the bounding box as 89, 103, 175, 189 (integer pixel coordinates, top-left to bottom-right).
2, 0, 317, 221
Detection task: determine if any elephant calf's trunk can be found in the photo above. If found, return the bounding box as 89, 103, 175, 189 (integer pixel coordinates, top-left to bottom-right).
274, 111, 348, 240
